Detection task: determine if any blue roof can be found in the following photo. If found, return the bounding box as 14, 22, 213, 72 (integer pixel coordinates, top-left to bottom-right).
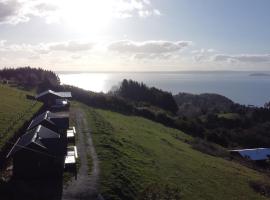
230, 148, 270, 161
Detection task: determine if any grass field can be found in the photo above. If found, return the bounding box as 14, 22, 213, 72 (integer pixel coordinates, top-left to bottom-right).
0, 84, 42, 150
77, 103, 270, 200
218, 112, 240, 120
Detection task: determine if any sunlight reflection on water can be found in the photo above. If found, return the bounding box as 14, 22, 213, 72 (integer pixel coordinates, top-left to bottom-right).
59, 73, 111, 92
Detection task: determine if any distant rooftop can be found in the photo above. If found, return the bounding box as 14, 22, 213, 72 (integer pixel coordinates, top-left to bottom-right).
230, 148, 270, 161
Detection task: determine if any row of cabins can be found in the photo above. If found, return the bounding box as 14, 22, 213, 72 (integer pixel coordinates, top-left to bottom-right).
7, 90, 77, 179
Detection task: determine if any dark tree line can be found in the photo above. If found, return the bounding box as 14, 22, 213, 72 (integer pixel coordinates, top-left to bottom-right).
113, 79, 178, 114
0, 67, 60, 91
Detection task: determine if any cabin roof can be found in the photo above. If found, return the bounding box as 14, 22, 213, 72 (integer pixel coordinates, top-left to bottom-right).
230, 148, 270, 161
28, 111, 55, 130
28, 111, 69, 131
35, 90, 72, 99
7, 125, 60, 158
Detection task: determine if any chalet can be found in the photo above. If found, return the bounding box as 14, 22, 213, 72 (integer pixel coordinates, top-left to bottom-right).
7, 125, 65, 179
28, 111, 70, 132
230, 148, 270, 161
35, 90, 72, 109
28, 111, 70, 153
27, 111, 59, 133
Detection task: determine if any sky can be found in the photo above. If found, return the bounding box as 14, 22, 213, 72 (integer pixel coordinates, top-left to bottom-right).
0, 0, 270, 71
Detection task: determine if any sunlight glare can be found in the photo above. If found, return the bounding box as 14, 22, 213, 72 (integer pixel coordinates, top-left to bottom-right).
59, 0, 114, 32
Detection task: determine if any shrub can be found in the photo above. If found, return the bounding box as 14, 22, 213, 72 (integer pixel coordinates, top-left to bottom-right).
249, 180, 270, 197
138, 183, 181, 200
191, 138, 229, 158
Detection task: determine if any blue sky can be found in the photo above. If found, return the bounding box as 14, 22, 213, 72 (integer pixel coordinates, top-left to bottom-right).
0, 0, 269, 71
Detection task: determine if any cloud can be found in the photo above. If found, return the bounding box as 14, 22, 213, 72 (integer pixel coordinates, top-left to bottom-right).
49, 41, 94, 52
108, 40, 192, 54
0, 0, 161, 25
0, 0, 28, 24
108, 40, 192, 59
191, 48, 216, 62
213, 54, 270, 63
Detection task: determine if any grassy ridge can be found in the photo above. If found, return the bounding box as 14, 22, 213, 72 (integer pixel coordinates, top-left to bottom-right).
78, 103, 270, 200
0, 84, 42, 150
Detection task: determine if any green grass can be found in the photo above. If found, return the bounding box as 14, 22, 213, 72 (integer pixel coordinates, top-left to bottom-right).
0, 84, 42, 150
76, 103, 270, 200
218, 112, 240, 120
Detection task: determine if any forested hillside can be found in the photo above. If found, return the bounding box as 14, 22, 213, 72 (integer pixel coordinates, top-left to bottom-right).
174, 92, 234, 117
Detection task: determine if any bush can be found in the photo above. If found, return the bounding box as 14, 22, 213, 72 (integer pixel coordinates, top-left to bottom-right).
249, 180, 270, 197
138, 183, 181, 200
191, 138, 229, 158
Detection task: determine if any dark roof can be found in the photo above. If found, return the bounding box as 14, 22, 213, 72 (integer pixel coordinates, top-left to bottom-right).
27, 111, 55, 130
35, 90, 72, 99
28, 111, 69, 131
230, 148, 270, 161
7, 125, 60, 158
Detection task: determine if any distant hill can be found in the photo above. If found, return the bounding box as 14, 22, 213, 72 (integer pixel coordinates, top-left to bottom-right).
250, 73, 270, 77
174, 93, 234, 117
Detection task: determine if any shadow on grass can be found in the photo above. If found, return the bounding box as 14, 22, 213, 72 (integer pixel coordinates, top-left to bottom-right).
0, 164, 79, 200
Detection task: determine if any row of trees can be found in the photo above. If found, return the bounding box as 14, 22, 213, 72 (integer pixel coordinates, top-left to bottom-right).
113, 79, 178, 114
0, 67, 60, 91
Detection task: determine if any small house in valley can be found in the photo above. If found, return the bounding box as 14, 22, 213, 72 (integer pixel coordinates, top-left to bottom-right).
7, 125, 64, 179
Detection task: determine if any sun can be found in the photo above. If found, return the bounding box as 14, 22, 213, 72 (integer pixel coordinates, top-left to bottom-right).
58, 0, 114, 32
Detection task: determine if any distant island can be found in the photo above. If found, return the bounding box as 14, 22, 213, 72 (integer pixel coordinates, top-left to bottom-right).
250, 72, 270, 76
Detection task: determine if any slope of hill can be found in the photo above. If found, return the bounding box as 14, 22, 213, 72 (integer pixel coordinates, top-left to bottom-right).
174, 93, 234, 117
79, 103, 269, 200
0, 84, 42, 150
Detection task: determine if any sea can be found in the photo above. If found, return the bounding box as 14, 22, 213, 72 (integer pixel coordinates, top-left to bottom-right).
58, 71, 270, 107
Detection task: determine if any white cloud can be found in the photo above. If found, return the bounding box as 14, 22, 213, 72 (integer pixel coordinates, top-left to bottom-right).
0, 0, 161, 25
108, 40, 192, 57
0, 0, 28, 24
49, 41, 94, 52
108, 40, 192, 60
191, 48, 217, 62
213, 54, 270, 63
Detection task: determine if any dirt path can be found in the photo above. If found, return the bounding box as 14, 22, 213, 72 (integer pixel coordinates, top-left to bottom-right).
62, 107, 103, 200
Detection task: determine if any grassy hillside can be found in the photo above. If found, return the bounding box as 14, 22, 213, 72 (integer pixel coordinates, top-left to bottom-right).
0, 84, 42, 150
77, 103, 270, 200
